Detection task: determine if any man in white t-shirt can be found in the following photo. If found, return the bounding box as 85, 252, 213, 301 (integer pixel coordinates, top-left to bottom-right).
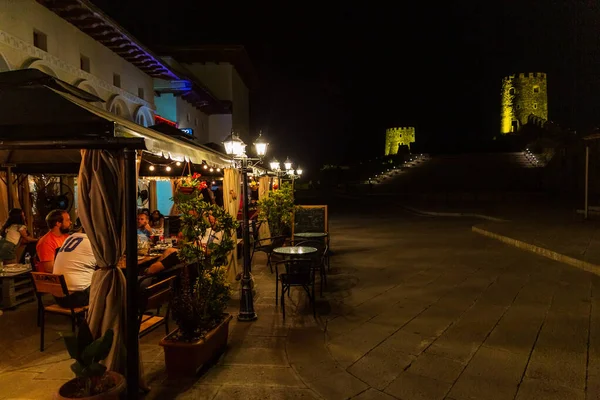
53, 228, 96, 308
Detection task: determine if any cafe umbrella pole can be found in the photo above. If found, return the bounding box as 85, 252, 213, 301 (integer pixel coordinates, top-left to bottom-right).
124, 148, 140, 398
238, 156, 257, 321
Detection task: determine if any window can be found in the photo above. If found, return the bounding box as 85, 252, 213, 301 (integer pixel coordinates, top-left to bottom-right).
113, 73, 121, 88
509, 88, 515, 95
533, 86, 540, 93
80, 55, 90, 72
138, 87, 144, 100
33, 30, 47, 51
533, 103, 538, 109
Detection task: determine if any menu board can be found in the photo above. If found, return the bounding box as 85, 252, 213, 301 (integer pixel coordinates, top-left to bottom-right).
293, 205, 328, 236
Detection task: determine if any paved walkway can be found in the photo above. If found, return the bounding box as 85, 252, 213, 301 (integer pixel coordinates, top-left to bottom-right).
2, 205, 600, 399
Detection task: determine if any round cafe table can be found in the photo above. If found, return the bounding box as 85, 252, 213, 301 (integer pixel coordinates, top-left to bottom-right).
273, 246, 318, 257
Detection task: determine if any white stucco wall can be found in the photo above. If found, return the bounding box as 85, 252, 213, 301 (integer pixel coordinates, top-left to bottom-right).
182, 62, 232, 101
208, 114, 233, 145
176, 96, 209, 143
0, 0, 153, 122
182, 62, 250, 142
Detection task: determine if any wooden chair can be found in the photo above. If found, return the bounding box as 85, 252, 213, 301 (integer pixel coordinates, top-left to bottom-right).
138, 275, 176, 337
30, 272, 88, 352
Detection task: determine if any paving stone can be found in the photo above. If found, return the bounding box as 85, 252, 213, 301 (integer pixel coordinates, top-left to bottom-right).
525, 347, 586, 390
447, 346, 527, 400
407, 352, 466, 384
213, 386, 319, 399
515, 377, 585, 400
220, 335, 288, 366
483, 304, 546, 355
306, 369, 368, 400
384, 371, 451, 400
401, 305, 464, 338
142, 384, 221, 400
351, 388, 397, 400
201, 365, 304, 387
347, 348, 415, 390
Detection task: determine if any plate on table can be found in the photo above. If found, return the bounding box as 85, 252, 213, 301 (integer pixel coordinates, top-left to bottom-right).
4, 263, 17, 267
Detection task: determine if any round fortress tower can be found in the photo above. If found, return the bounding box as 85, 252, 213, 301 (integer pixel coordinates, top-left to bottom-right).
500, 72, 548, 135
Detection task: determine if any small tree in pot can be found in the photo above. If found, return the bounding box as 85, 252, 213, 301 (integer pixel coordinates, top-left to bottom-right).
257, 181, 296, 237
56, 322, 125, 399
160, 183, 238, 377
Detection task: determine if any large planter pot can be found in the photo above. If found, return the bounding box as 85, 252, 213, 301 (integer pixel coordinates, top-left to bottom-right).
55, 371, 125, 400
159, 314, 233, 378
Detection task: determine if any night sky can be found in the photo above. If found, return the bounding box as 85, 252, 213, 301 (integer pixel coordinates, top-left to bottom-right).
92, 0, 599, 175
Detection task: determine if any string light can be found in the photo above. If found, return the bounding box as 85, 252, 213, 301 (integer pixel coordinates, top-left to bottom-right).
165, 166, 172, 172
210, 167, 214, 172
176, 162, 181, 166
216, 168, 221, 172
148, 165, 155, 171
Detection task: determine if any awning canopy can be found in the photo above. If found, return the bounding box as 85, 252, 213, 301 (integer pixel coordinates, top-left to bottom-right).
0, 69, 232, 171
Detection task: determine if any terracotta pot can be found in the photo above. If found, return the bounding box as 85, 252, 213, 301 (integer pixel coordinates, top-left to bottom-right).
159, 314, 233, 378
179, 186, 195, 194
55, 371, 125, 400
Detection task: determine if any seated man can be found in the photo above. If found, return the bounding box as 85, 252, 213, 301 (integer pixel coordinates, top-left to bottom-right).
53, 226, 96, 308
144, 215, 223, 276
137, 212, 153, 240
36, 209, 72, 272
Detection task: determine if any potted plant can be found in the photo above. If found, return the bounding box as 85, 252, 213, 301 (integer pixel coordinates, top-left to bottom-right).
178, 172, 207, 195
257, 181, 296, 237
56, 322, 125, 400
159, 185, 238, 378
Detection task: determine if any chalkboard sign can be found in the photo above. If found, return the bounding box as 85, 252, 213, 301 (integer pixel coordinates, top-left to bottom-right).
293, 205, 328, 236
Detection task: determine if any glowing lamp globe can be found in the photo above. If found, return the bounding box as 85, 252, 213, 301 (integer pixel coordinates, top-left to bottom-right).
270, 159, 280, 171
284, 158, 292, 171
296, 168, 303, 176
222, 132, 246, 157
253, 133, 268, 157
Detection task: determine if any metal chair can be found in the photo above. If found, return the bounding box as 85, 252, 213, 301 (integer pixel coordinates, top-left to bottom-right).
294, 239, 328, 296
274, 258, 316, 319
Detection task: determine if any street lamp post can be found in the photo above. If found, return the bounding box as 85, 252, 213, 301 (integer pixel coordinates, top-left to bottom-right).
223, 131, 268, 322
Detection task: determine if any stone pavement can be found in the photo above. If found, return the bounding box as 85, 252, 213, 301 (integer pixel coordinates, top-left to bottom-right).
3, 205, 600, 399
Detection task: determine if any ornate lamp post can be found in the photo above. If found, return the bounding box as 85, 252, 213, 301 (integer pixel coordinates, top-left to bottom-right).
269, 157, 303, 192
222, 131, 268, 322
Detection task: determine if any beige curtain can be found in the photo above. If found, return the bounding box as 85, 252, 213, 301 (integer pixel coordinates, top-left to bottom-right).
258, 176, 272, 243
223, 168, 241, 282
149, 180, 157, 212
0, 172, 8, 224
78, 149, 128, 374
21, 176, 33, 234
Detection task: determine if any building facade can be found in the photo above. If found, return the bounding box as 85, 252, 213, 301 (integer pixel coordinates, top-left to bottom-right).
500, 72, 548, 135
0, 0, 158, 126
385, 127, 416, 155
160, 46, 257, 145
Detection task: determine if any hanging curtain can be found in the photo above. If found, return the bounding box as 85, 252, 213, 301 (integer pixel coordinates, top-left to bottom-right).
223, 168, 241, 282
21, 175, 33, 234
78, 149, 129, 373
0, 172, 8, 224
257, 176, 272, 243
169, 178, 179, 215
149, 180, 157, 212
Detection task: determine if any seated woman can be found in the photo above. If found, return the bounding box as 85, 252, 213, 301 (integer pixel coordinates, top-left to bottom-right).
149, 210, 165, 232
0, 208, 37, 263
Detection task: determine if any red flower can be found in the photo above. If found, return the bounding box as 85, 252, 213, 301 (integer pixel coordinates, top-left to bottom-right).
192, 172, 202, 179
273, 183, 279, 190
197, 181, 208, 190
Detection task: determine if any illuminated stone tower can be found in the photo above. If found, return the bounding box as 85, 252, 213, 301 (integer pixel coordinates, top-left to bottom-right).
385, 127, 415, 155
500, 72, 548, 134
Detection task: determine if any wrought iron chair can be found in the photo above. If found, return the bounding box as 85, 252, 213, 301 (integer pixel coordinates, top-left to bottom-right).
274, 258, 316, 319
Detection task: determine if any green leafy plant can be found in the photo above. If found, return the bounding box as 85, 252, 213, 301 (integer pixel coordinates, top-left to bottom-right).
169, 188, 237, 341
257, 181, 297, 237
61, 321, 114, 397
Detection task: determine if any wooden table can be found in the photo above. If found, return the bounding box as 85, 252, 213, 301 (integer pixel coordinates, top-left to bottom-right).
117, 255, 160, 270
0, 265, 34, 309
